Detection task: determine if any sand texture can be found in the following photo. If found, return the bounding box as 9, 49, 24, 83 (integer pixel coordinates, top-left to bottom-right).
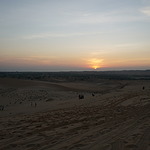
0, 78, 150, 150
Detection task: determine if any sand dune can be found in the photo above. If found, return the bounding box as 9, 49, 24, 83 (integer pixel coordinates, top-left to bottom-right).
0, 77, 150, 150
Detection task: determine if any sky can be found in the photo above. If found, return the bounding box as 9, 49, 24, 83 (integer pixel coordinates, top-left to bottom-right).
0, 0, 150, 71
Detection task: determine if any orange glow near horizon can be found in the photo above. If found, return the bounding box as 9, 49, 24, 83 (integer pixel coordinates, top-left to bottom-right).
93, 65, 99, 69
1, 54, 150, 71
87, 58, 104, 70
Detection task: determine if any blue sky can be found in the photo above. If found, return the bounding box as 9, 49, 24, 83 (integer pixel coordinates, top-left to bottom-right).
0, 0, 150, 71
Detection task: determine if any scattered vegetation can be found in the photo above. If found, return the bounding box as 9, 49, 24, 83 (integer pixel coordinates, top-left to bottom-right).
0, 70, 150, 82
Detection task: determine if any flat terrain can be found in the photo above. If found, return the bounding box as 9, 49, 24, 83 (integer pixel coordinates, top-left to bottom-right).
0, 77, 150, 150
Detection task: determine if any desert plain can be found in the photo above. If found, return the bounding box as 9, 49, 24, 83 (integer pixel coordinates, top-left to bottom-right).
0, 72, 150, 150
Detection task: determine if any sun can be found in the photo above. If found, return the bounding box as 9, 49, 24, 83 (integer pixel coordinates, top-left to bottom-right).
92, 65, 99, 69
88, 58, 103, 70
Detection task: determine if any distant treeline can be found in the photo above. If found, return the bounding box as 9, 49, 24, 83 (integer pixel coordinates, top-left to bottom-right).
0, 70, 150, 82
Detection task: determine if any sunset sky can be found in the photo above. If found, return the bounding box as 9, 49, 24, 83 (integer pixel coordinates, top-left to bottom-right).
0, 0, 150, 71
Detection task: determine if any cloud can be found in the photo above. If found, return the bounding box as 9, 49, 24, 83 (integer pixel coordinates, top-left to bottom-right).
22, 33, 67, 39
22, 32, 104, 39
140, 7, 150, 16
0, 55, 58, 67
70, 10, 146, 25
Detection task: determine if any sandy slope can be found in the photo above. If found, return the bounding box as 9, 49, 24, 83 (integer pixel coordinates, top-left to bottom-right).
0, 78, 150, 150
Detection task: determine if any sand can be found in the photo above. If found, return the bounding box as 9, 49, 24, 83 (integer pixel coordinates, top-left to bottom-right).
0, 78, 150, 150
